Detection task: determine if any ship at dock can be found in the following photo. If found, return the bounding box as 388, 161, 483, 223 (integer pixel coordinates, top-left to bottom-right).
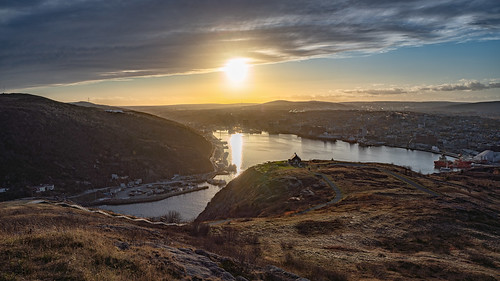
434, 154, 474, 169
434, 150, 500, 170
434, 154, 453, 168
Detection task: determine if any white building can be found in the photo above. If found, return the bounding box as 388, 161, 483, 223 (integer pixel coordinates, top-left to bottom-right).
473, 150, 500, 163
34, 184, 55, 193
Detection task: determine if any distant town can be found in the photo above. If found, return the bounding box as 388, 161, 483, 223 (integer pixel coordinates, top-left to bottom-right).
146, 107, 500, 157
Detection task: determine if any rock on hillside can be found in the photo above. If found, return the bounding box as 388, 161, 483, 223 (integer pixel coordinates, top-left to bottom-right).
0, 93, 213, 199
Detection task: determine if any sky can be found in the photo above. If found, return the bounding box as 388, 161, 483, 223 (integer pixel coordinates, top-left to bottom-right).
1, 0, 500, 105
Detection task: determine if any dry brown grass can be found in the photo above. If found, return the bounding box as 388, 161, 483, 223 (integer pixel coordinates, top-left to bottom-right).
1, 230, 153, 281
295, 219, 343, 235
197, 163, 336, 221
2, 163, 498, 280
0, 201, 186, 281
194, 163, 500, 280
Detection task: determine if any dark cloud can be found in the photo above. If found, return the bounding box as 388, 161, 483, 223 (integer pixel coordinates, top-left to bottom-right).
1, 0, 499, 89
341, 80, 500, 96
344, 88, 408, 96
432, 81, 500, 92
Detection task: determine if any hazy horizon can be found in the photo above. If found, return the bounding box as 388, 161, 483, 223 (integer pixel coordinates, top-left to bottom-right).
85, 99, 498, 108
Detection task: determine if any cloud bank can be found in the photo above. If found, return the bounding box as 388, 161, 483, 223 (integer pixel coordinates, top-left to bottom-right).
1, 0, 500, 89
341, 80, 500, 97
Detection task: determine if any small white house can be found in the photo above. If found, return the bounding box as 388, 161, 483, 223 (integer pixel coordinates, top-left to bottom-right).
111, 174, 119, 180
34, 184, 55, 193
0, 188, 8, 193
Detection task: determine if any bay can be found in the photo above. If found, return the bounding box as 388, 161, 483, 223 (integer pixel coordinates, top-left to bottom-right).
99, 131, 447, 221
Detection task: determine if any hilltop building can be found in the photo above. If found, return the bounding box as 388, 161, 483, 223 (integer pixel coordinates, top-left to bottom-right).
288, 153, 302, 167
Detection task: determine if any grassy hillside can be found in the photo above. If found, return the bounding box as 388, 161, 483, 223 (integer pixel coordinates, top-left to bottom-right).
194, 161, 499, 280
197, 161, 336, 221
0, 94, 213, 199
0, 200, 267, 281
1, 163, 498, 280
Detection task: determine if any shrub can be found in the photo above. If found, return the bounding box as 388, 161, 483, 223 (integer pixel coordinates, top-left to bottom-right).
156, 210, 182, 223
190, 222, 210, 237
295, 219, 343, 235
469, 253, 496, 268
282, 254, 348, 281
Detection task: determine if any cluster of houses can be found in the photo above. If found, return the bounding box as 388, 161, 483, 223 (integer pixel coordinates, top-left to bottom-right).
105, 109, 124, 113
32, 184, 55, 193
0, 184, 54, 194
110, 174, 143, 188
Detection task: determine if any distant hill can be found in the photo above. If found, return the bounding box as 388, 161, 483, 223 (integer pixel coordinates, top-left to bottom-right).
128, 100, 352, 113
125, 100, 500, 125
244, 100, 354, 111
436, 101, 500, 116
70, 101, 119, 109
341, 101, 463, 111
0, 94, 213, 199
342, 101, 500, 117
128, 103, 256, 112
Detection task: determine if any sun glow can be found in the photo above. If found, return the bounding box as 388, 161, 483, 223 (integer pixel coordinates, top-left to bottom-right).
223, 58, 249, 85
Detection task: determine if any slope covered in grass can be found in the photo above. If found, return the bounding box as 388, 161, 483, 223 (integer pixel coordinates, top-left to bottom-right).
194, 162, 499, 280
0, 94, 213, 199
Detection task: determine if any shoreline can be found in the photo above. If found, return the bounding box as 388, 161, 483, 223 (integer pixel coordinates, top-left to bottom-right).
89, 185, 209, 206
80, 133, 226, 207
264, 131, 459, 158
91, 130, 453, 207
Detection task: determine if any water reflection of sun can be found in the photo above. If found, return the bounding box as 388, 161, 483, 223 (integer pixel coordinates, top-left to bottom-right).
229, 133, 243, 175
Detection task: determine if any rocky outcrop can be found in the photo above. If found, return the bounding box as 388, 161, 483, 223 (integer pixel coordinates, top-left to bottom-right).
164, 247, 237, 280
154, 247, 310, 281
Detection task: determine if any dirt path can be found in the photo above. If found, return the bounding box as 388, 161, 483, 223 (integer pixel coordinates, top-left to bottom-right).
315, 161, 441, 197
210, 162, 442, 223
30, 200, 186, 226
297, 173, 343, 214
379, 168, 441, 197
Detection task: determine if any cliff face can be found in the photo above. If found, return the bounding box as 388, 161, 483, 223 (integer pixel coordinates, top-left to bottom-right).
0, 94, 213, 198
196, 162, 335, 221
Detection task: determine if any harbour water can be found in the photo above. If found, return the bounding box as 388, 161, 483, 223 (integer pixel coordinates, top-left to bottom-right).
99, 131, 447, 221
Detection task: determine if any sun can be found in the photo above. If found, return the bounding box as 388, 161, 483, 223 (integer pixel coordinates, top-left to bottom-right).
223, 58, 249, 85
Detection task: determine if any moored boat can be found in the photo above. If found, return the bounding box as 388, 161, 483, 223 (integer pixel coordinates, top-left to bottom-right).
434, 154, 452, 168
453, 159, 473, 168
